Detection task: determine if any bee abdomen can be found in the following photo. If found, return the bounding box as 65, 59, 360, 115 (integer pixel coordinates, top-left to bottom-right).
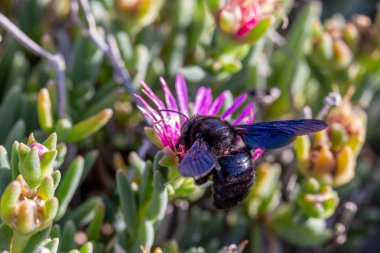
212, 151, 255, 209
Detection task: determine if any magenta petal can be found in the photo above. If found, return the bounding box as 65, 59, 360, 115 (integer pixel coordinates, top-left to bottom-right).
221, 93, 248, 119
160, 77, 178, 111
200, 88, 213, 114
175, 74, 189, 117
136, 105, 156, 123
208, 92, 226, 115
141, 81, 166, 110
232, 102, 255, 125
134, 94, 161, 121
193, 87, 207, 114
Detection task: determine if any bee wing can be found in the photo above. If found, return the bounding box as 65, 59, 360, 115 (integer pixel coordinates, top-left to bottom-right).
179, 139, 218, 179
236, 119, 327, 150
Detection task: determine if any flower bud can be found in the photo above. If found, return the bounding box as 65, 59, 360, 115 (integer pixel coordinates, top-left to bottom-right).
326, 99, 367, 148
18, 133, 58, 188
332, 39, 353, 68
16, 199, 39, 234
116, 0, 163, 28
312, 32, 334, 63
342, 23, 359, 52
0, 175, 58, 235
216, 0, 263, 41
297, 178, 339, 219
19, 146, 42, 189
295, 91, 366, 187
117, 0, 150, 16
311, 19, 323, 37
37, 88, 54, 132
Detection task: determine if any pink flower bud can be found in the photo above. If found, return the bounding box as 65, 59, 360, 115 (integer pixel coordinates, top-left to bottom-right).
217, 0, 261, 38
29, 142, 49, 158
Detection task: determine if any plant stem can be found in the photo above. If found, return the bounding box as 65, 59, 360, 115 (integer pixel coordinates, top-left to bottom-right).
70, 0, 140, 106
0, 12, 67, 118
11, 232, 31, 253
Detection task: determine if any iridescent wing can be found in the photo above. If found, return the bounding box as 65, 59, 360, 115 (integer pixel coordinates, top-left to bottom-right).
179, 139, 218, 179
236, 119, 327, 150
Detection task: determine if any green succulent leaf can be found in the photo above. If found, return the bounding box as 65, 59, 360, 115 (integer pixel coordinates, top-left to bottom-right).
0, 146, 11, 198
63, 109, 113, 142
11, 141, 20, 180
0, 224, 12, 252
79, 242, 94, 253
116, 170, 137, 235
146, 171, 168, 222
87, 201, 105, 241
62, 197, 102, 227
130, 220, 154, 252
60, 221, 76, 252
270, 205, 333, 247
38, 238, 59, 253
55, 156, 84, 220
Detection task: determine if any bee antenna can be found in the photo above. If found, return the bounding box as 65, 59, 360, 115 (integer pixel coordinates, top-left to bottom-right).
164, 175, 183, 186
157, 109, 189, 121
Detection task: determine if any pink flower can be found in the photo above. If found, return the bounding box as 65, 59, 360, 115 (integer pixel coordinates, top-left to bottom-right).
217, 0, 261, 38
134, 74, 255, 153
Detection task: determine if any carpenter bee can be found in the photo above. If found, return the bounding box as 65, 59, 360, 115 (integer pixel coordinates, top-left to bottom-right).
175, 115, 327, 209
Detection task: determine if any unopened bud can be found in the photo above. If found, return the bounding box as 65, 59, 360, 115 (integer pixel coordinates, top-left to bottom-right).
314, 33, 334, 63
297, 178, 339, 219
0, 175, 58, 235
18, 133, 58, 188
332, 40, 353, 68
216, 0, 261, 40
342, 23, 359, 51
37, 88, 54, 132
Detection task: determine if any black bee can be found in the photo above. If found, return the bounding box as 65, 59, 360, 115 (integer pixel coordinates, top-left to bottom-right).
175, 115, 327, 209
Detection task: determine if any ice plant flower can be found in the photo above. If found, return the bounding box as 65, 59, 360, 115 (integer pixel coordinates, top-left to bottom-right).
215, 0, 288, 41
134, 74, 256, 158
217, 0, 261, 38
